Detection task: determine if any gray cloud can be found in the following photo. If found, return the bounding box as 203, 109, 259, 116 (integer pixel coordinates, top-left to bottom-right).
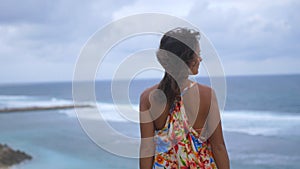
0, 0, 299, 84
0, 0, 135, 61
0, 0, 55, 24
0, 0, 135, 83
187, 0, 300, 62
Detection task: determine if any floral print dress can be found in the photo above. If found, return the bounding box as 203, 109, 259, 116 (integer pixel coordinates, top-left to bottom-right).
153, 83, 218, 169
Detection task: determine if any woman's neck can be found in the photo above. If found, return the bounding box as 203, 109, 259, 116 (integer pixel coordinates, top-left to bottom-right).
179, 78, 193, 91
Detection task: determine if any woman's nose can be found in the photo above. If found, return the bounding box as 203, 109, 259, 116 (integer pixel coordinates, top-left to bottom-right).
198, 56, 202, 62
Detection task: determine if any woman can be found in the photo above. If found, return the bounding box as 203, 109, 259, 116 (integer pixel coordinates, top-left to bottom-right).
139, 28, 230, 169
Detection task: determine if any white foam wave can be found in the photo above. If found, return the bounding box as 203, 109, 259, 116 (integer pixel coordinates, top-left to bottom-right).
0, 95, 85, 112
63, 102, 300, 137
221, 110, 300, 136
97, 102, 139, 122
0, 95, 35, 100
2, 95, 299, 137
0, 95, 73, 108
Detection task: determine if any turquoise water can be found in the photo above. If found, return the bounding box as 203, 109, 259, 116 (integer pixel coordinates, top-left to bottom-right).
0, 111, 138, 169
0, 74, 300, 168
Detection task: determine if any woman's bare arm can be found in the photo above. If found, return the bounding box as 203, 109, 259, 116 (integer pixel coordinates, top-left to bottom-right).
139, 91, 155, 169
209, 121, 230, 169
207, 89, 230, 169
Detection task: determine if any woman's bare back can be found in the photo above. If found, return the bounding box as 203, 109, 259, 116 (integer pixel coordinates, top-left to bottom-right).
143, 81, 213, 133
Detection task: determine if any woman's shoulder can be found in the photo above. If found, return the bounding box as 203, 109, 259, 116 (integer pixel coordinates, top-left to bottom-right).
194, 82, 213, 97
140, 84, 159, 102
193, 82, 212, 91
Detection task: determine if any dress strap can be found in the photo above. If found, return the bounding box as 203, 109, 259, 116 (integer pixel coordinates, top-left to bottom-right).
180, 82, 196, 97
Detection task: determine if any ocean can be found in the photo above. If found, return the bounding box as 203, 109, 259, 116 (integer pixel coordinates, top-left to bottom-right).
0, 74, 299, 169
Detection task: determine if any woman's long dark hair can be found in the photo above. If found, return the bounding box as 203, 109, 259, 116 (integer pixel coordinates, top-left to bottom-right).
156, 27, 200, 106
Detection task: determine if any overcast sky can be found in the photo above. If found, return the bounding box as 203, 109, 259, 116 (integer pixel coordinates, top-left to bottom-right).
0, 0, 299, 84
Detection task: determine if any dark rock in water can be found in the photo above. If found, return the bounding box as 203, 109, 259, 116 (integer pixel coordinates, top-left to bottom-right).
0, 144, 32, 168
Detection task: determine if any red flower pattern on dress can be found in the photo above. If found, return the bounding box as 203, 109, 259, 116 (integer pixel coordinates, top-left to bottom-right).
153, 83, 218, 169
